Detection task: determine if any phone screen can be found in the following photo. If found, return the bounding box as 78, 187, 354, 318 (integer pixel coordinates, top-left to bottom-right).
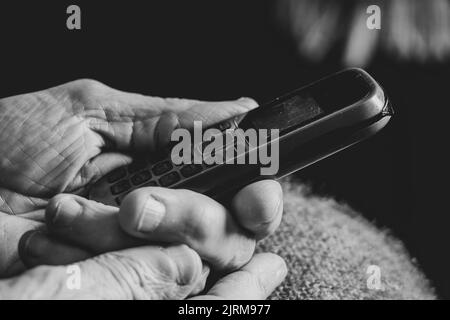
249, 94, 323, 131
239, 69, 373, 133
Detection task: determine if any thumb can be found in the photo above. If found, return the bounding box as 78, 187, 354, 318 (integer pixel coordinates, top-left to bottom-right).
87, 97, 258, 154
2, 244, 206, 300
43, 194, 140, 254
88, 110, 180, 154
175, 97, 258, 130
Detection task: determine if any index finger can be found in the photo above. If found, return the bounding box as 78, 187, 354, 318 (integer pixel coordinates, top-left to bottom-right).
189, 253, 287, 300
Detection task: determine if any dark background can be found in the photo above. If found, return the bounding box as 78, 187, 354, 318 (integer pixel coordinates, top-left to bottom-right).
1, 1, 449, 298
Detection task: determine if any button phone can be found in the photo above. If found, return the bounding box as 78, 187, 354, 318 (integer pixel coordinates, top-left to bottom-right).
89, 69, 393, 207
102, 119, 240, 204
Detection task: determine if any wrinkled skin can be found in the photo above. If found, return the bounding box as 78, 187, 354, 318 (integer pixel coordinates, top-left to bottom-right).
0, 79, 255, 214
0, 80, 286, 299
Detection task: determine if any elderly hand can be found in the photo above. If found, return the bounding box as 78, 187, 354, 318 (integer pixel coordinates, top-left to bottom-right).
0, 79, 259, 214
0, 80, 285, 299
0, 244, 285, 299
3, 187, 286, 299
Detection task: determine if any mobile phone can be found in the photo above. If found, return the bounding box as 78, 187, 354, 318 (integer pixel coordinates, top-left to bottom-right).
88, 68, 393, 206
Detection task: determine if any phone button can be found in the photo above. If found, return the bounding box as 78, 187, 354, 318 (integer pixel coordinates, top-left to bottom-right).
180, 164, 203, 177
131, 170, 152, 186
128, 160, 148, 174
107, 167, 127, 183
111, 180, 131, 195
218, 120, 232, 131
159, 172, 181, 187
152, 161, 173, 176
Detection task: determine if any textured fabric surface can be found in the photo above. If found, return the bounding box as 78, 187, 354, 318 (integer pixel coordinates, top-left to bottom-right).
256, 179, 435, 300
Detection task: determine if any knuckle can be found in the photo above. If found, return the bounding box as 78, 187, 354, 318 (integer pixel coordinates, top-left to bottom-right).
45, 194, 75, 224
162, 244, 203, 286
74, 79, 106, 92
176, 190, 256, 271
181, 199, 219, 244
92, 252, 161, 300
92, 246, 201, 300
47, 193, 69, 209
226, 237, 256, 271
68, 79, 110, 104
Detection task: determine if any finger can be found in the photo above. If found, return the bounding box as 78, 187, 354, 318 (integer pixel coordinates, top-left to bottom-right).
18, 230, 93, 268
231, 180, 283, 240
44, 192, 254, 272
2, 244, 205, 300
45, 189, 258, 273
119, 187, 256, 271
190, 265, 211, 297
67, 153, 132, 192
45, 194, 142, 254
88, 97, 258, 153
99, 89, 258, 129
176, 97, 258, 129
0, 187, 47, 215
88, 110, 179, 153
0, 212, 44, 277
190, 253, 287, 300
84, 152, 132, 181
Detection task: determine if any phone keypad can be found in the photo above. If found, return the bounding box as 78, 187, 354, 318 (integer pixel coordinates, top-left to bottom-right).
107, 167, 127, 183
107, 120, 242, 199
152, 161, 173, 176
111, 180, 131, 195
128, 160, 148, 174
180, 164, 203, 177
159, 171, 181, 187
130, 170, 152, 186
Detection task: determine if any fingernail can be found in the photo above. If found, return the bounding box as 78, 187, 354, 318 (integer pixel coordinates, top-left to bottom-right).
136, 196, 166, 233
21, 231, 49, 258
264, 257, 287, 285
50, 197, 82, 227
191, 264, 211, 295
237, 97, 258, 109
